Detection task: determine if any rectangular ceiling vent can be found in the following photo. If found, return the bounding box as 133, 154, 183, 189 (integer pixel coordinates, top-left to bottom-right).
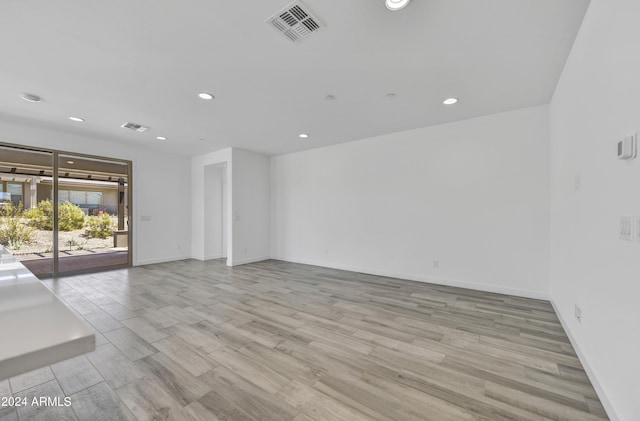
121, 122, 149, 132
266, 1, 324, 42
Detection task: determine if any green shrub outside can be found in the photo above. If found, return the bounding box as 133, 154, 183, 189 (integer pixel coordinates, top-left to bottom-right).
85, 214, 115, 239
24, 199, 53, 230
25, 199, 85, 231
0, 201, 24, 218
59, 201, 85, 231
0, 202, 34, 248
0, 217, 34, 248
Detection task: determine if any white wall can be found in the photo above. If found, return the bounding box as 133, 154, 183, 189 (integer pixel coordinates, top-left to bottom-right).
191, 148, 269, 266
0, 118, 191, 266
549, 1, 640, 419
204, 164, 225, 259
231, 149, 270, 265
271, 106, 550, 298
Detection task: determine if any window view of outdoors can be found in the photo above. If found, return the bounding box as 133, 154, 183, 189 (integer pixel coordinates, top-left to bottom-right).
0, 145, 130, 276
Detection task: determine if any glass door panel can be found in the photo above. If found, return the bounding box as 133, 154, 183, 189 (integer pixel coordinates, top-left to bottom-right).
0, 145, 54, 277
57, 154, 130, 274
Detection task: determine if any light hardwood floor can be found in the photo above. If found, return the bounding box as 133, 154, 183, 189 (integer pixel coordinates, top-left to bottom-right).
0, 259, 608, 420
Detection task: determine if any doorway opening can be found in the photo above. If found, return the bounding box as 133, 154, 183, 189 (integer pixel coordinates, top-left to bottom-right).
204, 163, 227, 263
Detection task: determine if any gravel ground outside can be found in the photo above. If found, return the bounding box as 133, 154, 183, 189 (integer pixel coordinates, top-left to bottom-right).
8, 228, 114, 256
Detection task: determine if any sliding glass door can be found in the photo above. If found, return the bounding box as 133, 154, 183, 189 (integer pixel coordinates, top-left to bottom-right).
0, 143, 131, 277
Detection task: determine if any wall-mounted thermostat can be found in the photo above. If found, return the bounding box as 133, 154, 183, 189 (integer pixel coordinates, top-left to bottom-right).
617, 133, 637, 160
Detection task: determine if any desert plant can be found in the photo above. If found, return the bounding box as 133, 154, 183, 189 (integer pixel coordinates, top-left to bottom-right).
85, 214, 115, 239
25, 199, 85, 231
0, 201, 24, 218
0, 216, 34, 249
25, 199, 53, 230
23, 207, 39, 219
59, 202, 85, 231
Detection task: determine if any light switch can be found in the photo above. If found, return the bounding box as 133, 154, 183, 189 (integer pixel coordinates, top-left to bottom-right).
140, 215, 152, 222
636, 217, 640, 243
618, 133, 637, 160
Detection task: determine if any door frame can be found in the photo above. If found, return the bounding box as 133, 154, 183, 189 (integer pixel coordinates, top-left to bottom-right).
0, 141, 133, 276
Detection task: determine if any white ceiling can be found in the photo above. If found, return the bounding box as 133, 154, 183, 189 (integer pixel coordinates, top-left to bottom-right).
0, 0, 590, 157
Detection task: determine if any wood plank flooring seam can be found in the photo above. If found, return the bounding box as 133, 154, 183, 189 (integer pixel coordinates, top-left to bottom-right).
21, 259, 609, 420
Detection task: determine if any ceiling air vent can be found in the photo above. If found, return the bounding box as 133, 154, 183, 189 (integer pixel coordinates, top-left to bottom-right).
266, 1, 324, 42
121, 122, 149, 132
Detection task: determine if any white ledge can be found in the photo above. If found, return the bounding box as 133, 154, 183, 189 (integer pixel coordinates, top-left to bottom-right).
0, 246, 95, 380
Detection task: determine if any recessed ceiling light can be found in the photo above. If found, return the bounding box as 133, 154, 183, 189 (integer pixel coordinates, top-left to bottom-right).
21, 93, 42, 103
387, 93, 396, 98
299, 133, 309, 139
442, 97, 459, 105
385, 0, 411, 11
324, 94, 335, 101
198, 92, 214, 100
68, 116, 84, 122
66, 160, 74, 165
156, 136, 167, 141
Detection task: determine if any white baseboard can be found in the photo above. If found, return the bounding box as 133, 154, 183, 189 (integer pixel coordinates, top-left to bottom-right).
134, 255, 190, 266
229, 256, 270, 266
204, 254, 225, 261
271, 255, 549, 301
550, 300, 618, 421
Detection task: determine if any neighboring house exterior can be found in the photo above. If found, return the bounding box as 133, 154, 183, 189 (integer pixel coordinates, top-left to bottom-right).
0, 174, 121, 215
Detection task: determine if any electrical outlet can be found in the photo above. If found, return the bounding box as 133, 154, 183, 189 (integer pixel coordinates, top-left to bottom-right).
636, 218, 640, 242
177, 244, 181, 251
620, 216, 633, 241
574, 304, 582, 323
433, 260, 439, 269
244, 247, 248, 254
574, 174, 581, 191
